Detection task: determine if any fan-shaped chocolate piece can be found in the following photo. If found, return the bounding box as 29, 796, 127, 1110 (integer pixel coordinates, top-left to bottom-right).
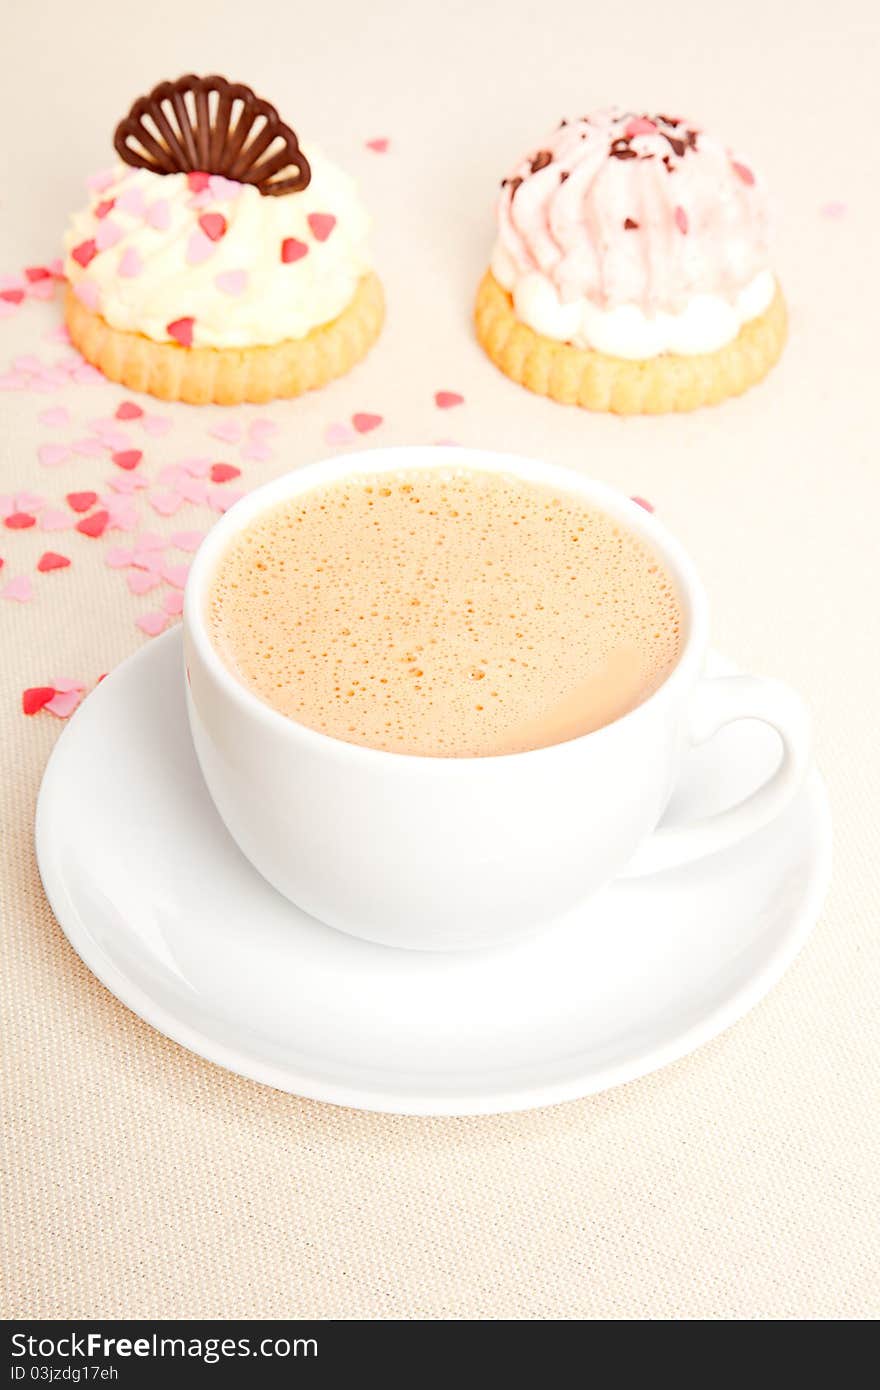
113, 75, 311, 196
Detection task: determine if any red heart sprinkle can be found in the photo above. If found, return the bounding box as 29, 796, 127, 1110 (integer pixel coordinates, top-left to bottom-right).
72, 239, 98, 268
112, 449, 143, 471
4, 511, 36, 529
435, 391, 464, 409
187, 171, 211, 192
281, 237, 308, 264
167, 317, 195, 348
307, 213, 336, 242
76, 509, 109, 538
674, 206, 689, 234
25, 266, 52, 282
115, 401, 143, 420
37, 551, 71, 572
209, 463, 241, 483
22, 686, 56, 716
352, 412, 383, 434
66, 491, 98, 513
95, 198, 116, 219
198, 213, 227, 242
0, 289, 25, 304
731, 161, 755, 187
366, 138, 389, 153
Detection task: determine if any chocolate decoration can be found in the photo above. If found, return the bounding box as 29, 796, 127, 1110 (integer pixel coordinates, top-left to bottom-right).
530, 150, 552, 173
113, 74, 311, 196
623, 218, 639, 230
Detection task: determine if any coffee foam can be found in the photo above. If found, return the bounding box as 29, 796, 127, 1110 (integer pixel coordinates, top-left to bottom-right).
207, 468, 683, 756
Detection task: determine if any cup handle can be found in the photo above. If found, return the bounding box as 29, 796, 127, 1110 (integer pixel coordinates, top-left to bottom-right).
622, 674, 812, 877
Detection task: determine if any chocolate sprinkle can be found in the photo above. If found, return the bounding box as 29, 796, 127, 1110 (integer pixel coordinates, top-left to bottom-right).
559, 170, 570, 183
508, 176, 523, 198
624, 218, 639, 230
530, 150, 553, 173
609, 137, 638, 161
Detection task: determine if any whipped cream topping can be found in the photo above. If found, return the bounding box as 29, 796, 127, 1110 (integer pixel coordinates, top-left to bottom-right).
64, 147, 372, 349
494, 109, 773, 358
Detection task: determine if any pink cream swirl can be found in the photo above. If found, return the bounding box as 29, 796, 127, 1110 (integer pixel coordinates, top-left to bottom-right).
495, 110, 770, 314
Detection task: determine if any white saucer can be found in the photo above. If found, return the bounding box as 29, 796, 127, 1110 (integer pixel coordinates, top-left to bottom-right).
36, 629, 831, 1116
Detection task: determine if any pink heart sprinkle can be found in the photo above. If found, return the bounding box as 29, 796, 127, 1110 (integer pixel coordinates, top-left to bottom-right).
176, 478, 209, 505
248, 418, 278, 439
624, 117, 658, 138
74, 281, 101, 312
132, 531, 167, 552
116, 401, 143, 421
87, 169, 115, 193
186, 229, 215, 266
16, 491, 46, 511
38, 443, 70, 468
136, 611, 169, 638
127, 569, 162, 595
167, 317, 195, 348
73, 438, 106, 458
106, 473, 148, 495
170, 529, 205, 553
162, 591, 185, 616
118, 247, 144, 278
435, 390, 464, 409
141, 415, 172, 437
281, 238, 308, 264
731, 161, 755, 187
178, 456, 212, 477
146, 200, 171, 231
52, 677, 86, 695
115, 187, 147, 217
130, 551, 165, 575
215, 269, 249, 296
352, 412, 383, 434
307, 213, 336, 242
39, 508, 73, 532
161, 561, 190, 589
674, 206, 689, 235
45, 688, 83, 718
157, 464, 186, 487
2, 575, 34, 603
324, 422, 354, 445
209, 487, 243, 514
95, 219, 123, 252
38, 406, 70, 427
209, 421, 242, 444
105, 546, 135, 568
208, 175, 240, 203
198, 212, 227, 242
241, 441, 272, 462
149, 491, 183, 517
366, 138, 390, 153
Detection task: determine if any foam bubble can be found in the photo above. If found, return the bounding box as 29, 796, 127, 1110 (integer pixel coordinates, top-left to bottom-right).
208, 469, 683, 756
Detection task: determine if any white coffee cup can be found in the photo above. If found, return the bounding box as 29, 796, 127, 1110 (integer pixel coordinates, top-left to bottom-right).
183, 447, 811, 951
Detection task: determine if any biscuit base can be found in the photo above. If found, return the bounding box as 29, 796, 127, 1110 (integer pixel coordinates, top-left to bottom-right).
474, 271, 787, 414
64, 273, 385, 406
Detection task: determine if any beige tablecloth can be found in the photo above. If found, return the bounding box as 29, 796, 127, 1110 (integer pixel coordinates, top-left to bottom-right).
2, 0, 878, 1320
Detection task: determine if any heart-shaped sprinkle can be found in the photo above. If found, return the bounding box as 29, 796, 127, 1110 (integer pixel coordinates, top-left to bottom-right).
281, 237, 308, 263
187, 171, 211, 193
161, 561, 190, 589
37, 551, 70, 572
38, 407, 70, 428
45, 688, 83, 718
248, 418, 278, 439
141, 414, 172, 436
674, 206, 689, 234
66, 491, 98, 513
112, 449, 143, 471
76, 509, 109, 538
146, 200, 171, 231
624, 117, 658, 138
209, 488, 243, 513
38, 442, 71, 468
241, 441, 271, 462
324, 422, 355, 446
149, 491, 183, 517
4, 512, 36, 529
74, 281, 101, 312
731, 161, 755, 187
630, 495, 655, 513
136, 611, 168, 637
105, 546, 135, 568
209, 420, 242, 444
186, 230, 214, 266
2, 575, 34, 602
170, 529, 205, 553
366, 138, 389, 153
435, 390, 464, 409
22, 686, 56, 715
94, 198, 116, 220
175, 478, 209, 505
307, 213, 336, 242
25, 266, 53, 283
71, 239, 98, 268
163, 591, 185, 617
127, 569, 161, 595
167, 317, 195, 348
87, 168, 115, 193
0, 289, 25, 305
116, 401, 143, 420
208, 175, 240, 202
209, 462, 241, 483
115, 187, 147, 217
352, 412, 383, 434
118, 247, 144, 278
39, 508, 72, 532
215, 269, 248, 296
198, 212, 227, 242
95, 219, 123, 251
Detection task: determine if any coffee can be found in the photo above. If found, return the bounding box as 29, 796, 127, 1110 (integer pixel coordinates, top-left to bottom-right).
207, 468, 683, 757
